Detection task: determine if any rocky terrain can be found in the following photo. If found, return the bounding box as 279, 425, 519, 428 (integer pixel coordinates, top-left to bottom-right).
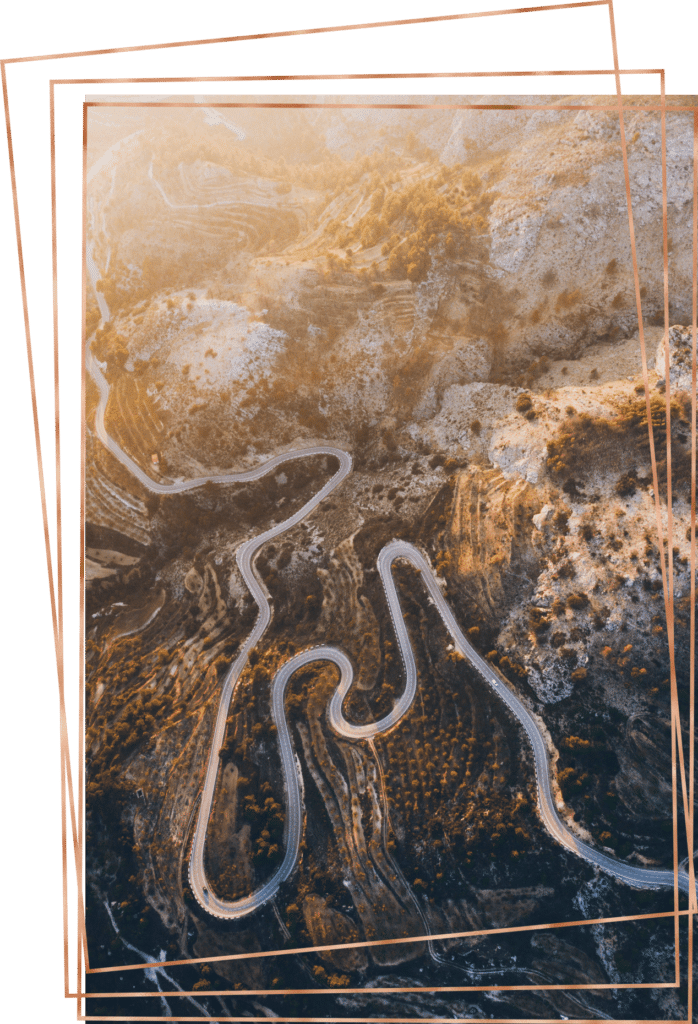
83, 97, 694, 1020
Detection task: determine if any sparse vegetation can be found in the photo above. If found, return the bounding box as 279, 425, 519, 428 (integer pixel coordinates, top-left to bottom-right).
546, 393, 692, 497
82, 102, 691, 1011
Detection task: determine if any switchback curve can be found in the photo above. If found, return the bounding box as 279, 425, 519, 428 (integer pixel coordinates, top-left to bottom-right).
85, 256, 692, 922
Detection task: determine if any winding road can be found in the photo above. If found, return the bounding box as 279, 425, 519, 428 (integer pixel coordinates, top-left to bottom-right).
188, 538, 694, 919
85, 255, 694, 927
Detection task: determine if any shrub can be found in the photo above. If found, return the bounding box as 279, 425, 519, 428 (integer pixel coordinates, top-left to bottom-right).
547, 394, 690, 494
516, 394, 533, 413
529, 608, 551, 634
564, 734, 592, 749
616, 472, 637, 497
562, 477, 583, 497
553, 508, 570, 534
580, 521, 595, 541
328, 973, 351, 987
566, 592, 589, 610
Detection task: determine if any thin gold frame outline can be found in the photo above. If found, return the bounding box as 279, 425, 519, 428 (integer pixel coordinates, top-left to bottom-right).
77, 86, 689, 1002
0, 0, 691, 1015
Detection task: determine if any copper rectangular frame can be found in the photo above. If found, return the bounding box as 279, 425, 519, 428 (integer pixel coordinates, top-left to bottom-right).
39, 72, 698, 1024
38, 79, 698, 1024
73, 87, 694, 1014
32, 79, 698, 1024
80, 81, 691, 983
1, 2, 691, 1015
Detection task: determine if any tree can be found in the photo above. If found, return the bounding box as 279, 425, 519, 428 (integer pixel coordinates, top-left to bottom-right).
359, 214, 380, 248
370, 187, 385, 214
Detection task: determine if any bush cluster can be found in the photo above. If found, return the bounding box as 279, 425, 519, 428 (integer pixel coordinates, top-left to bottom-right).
546, 393, 692, 496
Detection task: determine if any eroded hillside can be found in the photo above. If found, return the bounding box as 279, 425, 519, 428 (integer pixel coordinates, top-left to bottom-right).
83, 97, 694, 1021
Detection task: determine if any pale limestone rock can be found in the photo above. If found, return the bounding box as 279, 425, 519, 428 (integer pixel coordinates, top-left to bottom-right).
532, 504, 554, 531
655, 324, 696, 392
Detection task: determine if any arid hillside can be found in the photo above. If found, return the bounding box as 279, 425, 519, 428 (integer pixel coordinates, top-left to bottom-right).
86, 97, 695, 485
83, 98, 693, 1022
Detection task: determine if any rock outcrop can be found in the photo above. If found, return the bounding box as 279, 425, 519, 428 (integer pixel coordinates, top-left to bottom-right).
655, 323, 696, 392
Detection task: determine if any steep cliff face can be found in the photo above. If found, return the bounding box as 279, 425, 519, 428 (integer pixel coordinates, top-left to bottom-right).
448, 465, 543, 620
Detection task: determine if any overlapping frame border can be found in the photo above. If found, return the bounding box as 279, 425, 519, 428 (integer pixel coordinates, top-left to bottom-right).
75, 83, 688, 993
1, 1, 695, 1020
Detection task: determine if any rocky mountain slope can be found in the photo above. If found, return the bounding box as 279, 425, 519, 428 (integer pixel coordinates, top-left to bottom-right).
83, 97, 695, 1021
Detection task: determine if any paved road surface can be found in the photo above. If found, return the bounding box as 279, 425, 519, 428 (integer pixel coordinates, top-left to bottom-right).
186, 451, 352, 918
187, 539, 695, 919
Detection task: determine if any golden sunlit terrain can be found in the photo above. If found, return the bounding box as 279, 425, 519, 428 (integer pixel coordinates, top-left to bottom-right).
83, 97, 694, 1020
